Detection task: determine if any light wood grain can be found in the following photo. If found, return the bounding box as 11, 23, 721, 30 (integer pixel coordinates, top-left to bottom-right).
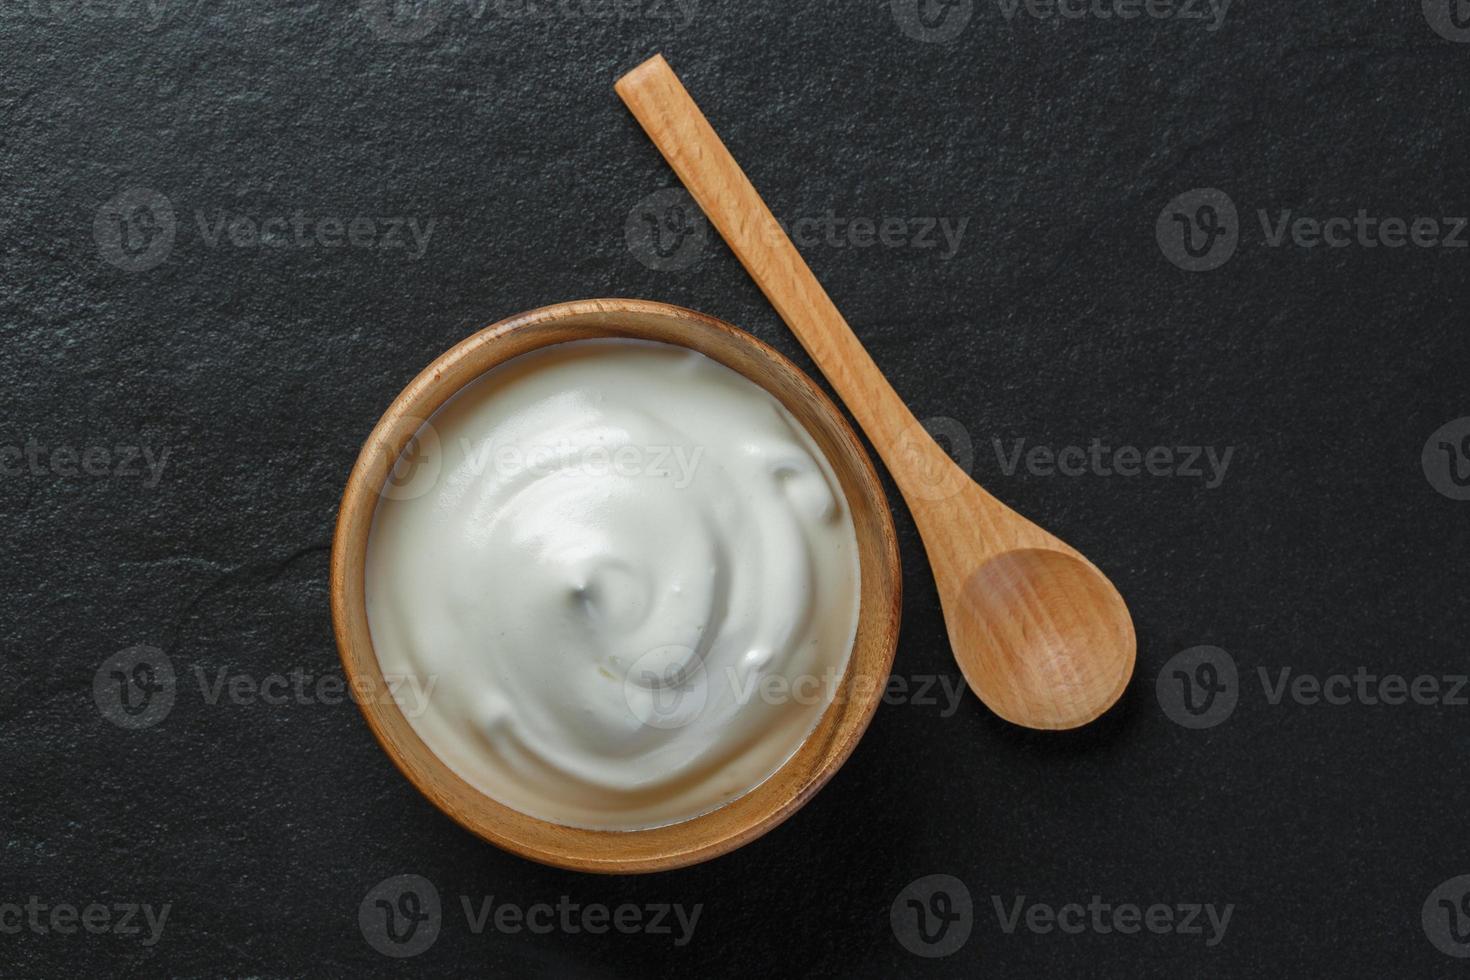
331, 299, 901, 873
617, 55, 1135, 729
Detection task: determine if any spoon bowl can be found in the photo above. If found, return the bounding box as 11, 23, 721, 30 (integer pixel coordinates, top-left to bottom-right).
952, 548, 1134, 729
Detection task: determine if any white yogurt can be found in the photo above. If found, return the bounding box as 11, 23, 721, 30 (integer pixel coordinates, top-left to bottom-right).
365, 339, 861, 830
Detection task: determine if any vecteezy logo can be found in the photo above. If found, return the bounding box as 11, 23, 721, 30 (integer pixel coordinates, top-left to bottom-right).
891, 874, 973, 958
1423, 417, 1470, 500
1424, 0, 1470, 42
373, 418, 442, 501
622, 645, 708, 730
1156, 645, 1238, 729
94, 188, 176, 272
1423, 875, 1470, 957
360, 0, 447, 42
93, 646, 176, 729
1156, 188, 1239, 272
896, 417, 973, 501
625, 188, 708, 271
360, 875, 441, 958
890, 0, 974, 43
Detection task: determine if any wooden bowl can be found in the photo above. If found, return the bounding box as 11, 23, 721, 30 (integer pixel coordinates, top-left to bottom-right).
330, 298, 901, 873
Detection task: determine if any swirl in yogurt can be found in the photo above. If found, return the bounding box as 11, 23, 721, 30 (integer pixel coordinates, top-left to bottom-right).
365, 339, 861, 830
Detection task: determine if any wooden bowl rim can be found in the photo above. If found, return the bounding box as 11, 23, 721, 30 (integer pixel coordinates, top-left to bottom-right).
330, 298, 900, 873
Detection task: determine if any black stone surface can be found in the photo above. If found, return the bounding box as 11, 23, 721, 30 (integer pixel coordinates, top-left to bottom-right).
4, 0, 1470, 976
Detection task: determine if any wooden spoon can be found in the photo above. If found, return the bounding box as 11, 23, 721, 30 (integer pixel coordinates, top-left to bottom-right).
616, 55, 1135, 730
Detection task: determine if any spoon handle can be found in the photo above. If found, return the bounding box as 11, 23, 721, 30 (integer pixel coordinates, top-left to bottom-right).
615, 54, 956, 503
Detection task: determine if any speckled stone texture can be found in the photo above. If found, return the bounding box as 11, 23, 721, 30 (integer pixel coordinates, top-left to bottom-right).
3, 1, 1469, 976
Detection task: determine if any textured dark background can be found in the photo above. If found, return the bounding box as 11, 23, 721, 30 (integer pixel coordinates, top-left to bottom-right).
4, 0, 1470, 975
